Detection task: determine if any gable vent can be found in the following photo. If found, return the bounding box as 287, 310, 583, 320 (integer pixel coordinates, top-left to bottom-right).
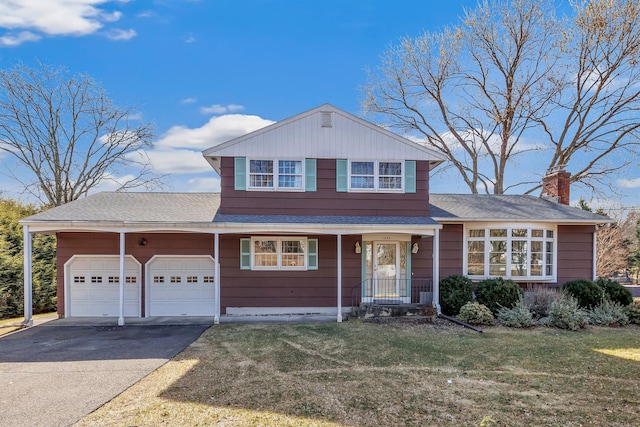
321, 111, 332, 127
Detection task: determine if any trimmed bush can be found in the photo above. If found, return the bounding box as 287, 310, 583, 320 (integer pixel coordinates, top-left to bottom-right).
595, 277, 633, 306
457, 302, 494, 326
525, 286, 559, 319
542, 294, 588, 330
588, 299, 629, 326
624, 301, 640, 324
497, 296, 534, 328
439, 275, 474, 316
562, 279, 604, 309
475, 278, 523, 315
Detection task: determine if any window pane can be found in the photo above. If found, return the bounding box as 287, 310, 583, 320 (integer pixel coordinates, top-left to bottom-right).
351, 161, 374, 175
250, 160, 273, 173
490, 229, 507, 237
467, 238, 485, 276
379, 162, 402, 176
278, 175, 302, 188
532, 229, 543, 238
489, 240, 506, 275
281, 240, 305, 267
468, 229, 485, 238
547, 230, 554, 238
379, 176, 402, 189
278, 160, 302, 174
512, 229, 527, 237
254, 240, 277, 267
351, 176, 374, 188
511, 241, 528, 276
250, 175, 273, 187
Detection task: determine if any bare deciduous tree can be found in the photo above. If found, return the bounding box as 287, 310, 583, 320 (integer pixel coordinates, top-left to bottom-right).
362, 0, 640, 195
0, 62, 160, 206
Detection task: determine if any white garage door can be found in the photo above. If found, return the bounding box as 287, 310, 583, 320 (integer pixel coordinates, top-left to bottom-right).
147, 256, 216, 316
67, 255, 141, 317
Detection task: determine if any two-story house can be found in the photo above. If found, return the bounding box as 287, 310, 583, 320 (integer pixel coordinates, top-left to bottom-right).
20, 104, 608, 325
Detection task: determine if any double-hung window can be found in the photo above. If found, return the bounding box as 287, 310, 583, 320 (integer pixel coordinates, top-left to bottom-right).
248, 159, 303, 190
349, 160, 403, 191
252, 237, 307, 270
465, 225, 556, 280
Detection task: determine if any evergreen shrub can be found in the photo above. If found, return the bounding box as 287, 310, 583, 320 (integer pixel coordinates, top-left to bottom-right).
475, 277, 523, 315
439, 275, 474, 316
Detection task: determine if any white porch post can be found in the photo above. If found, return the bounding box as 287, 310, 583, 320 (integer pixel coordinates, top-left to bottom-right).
118, 231, 125, 326
22, 226, 33, 327
432, 229, 441, 314
214, 232, 220, 324
592, 230, 597, 281
336, 234, 343, 323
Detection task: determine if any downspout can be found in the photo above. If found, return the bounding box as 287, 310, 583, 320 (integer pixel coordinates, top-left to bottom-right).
214, 232, 220, 324
118, 231, 125, 326
432, 228, 441, 315
337, 234, 343, 323
22, 226, 33, 327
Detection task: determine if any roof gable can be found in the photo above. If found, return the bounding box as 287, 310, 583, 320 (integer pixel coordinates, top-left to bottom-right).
202, 104, 446, 172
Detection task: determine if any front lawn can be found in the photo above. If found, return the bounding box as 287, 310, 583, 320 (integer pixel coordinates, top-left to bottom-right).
76, 321, 640, 427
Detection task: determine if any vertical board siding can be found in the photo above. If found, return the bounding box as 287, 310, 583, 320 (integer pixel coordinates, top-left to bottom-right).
220, 157, 431, 216
557, 225, 595, 285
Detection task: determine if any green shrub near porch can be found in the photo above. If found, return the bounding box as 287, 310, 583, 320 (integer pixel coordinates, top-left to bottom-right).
439, 275, 473, 316
474, 277, 523, 315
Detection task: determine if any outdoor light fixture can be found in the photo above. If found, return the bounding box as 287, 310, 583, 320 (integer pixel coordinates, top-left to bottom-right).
411, 242, 419, 254
354, 241, 361, 254
138, 237, 148, 246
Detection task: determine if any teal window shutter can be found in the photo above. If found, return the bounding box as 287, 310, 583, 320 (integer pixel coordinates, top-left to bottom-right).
308, 239, 318, 270
336, 159, 348, 192
405, 160, 416, 193
305, 158, 317, 192
240, 238, 251, 270
234, 157, 246, 190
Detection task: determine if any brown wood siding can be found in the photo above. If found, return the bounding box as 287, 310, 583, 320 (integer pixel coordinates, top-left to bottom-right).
56, 232, 215, 316
557, 225, 595, 285
219, 234, 360, 313
219, 157, 431, 216
440, 224, 464, 277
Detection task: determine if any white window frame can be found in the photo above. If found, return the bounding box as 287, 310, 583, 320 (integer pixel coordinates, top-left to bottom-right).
348, 160, 403, 192
251, 236, 308, 271
463, 223, 557, 281
247, 158, 305, 191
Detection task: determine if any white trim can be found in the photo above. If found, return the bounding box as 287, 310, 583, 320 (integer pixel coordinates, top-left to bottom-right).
247, 158, 305, 191
433, 229, 441, 314
250, 236, 308, 271
144, 254, 217, 317
348, 160, 404, 193
337, 234, 343, 323
225, 306, 351, 316
64, 254, 142, 318
214, 233, 220, 324
22, 226, 33, 326
118, 232, 125, 326
593, 230, 597, 281
462, 223, 557, 282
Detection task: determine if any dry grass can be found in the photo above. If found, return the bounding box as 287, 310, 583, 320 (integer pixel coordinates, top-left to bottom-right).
76, 321, 640, 427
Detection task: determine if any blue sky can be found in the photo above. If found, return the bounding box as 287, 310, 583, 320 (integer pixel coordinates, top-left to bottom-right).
0, 0, 637, 210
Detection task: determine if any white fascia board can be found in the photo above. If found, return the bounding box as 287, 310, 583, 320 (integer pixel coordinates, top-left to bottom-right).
433, 218, 613, 225
22, 220, 443, 235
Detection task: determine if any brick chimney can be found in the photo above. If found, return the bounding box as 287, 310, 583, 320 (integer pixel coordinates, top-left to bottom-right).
541, 168, 571, 205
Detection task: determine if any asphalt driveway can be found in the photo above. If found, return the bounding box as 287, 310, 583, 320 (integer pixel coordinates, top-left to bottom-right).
0, 320, 211, 427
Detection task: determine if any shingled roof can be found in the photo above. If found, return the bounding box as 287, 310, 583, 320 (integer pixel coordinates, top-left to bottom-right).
429, 194, 610, 223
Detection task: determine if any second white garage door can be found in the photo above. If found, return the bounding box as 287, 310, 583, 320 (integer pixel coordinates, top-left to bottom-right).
147, 256, 216, 316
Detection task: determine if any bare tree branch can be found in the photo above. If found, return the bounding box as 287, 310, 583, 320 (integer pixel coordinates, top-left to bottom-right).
0, 61, 162, 206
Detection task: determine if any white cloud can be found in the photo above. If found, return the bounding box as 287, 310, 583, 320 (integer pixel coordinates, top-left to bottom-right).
155, 114, 273, 150
0, 30, 41, 46
184, 34, 195, 43
186, 177, 221, 192
617, 177, 640, 189
145, 149, 211, 174
200, 103, 245, 115
146, 113, 274, 175
91, 172, 138, 193
181, 97, 197, 104
105, 28, 136, 40
0, 0, 131, 45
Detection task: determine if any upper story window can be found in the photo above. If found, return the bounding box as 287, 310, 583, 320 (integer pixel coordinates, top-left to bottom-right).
465, 225, 556, 281
248, 159, 303, 190
349, 160, 403, 191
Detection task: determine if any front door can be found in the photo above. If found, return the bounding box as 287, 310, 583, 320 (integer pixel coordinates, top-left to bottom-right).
373, 242, 401, 302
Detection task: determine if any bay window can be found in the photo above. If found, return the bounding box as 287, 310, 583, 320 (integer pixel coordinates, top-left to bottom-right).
465, 225, 555, 280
